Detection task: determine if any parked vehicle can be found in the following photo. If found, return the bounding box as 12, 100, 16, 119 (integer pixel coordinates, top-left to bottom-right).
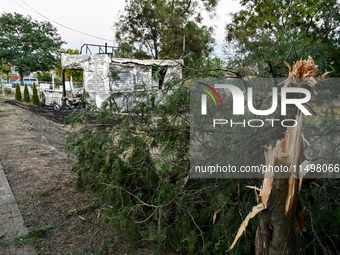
3, 84, 14, 89
12, 78, 39, 87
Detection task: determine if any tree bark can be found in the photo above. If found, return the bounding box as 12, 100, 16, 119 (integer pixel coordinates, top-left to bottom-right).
256, 178, 300, 255
19, 71, 24, 86
256, 114, 303, 255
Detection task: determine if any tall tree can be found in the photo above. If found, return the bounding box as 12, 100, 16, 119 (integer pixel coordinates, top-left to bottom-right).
0, 58, 11, 92
114, 0, 217, 63
225, 1, 340, 254
225, 0, 340, 78
0, 13, 64, 84
15, 84, 21, 101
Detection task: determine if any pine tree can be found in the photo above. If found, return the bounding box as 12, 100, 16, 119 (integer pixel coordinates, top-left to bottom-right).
23, 83, 30, 102
32, 83, 39, 105
15, 84, 21, 101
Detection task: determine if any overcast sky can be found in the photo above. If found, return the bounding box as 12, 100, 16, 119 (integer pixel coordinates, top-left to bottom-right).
1, 0, 242, 56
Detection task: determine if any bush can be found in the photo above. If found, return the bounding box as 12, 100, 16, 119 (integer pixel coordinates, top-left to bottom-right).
32, 83, 39, 105
15, 84, 21, 101
23, 83, 30, 102
66, 80, 259, 254
4, 88, 11, 95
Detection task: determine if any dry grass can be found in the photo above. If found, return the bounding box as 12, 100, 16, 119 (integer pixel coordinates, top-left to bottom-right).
0, 98, 161, 255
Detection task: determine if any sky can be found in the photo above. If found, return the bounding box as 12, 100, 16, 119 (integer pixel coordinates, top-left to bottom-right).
1, 0, 242, 56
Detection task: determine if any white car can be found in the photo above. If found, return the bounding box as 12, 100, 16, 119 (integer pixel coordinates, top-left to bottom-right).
12, 78, 39, 87
3, 83, 15, 89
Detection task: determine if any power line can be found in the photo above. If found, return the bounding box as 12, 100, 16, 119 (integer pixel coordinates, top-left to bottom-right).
18, 0, 113, 42
0, 6, 9, 11
8, 0, 35, 14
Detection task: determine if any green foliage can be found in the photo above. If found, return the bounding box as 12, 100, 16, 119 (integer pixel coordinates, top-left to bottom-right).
225, 0, 340, 78
3, 88, 11, 95
23, 83, 30, 102
35, 72, 52, 82
66, 74, 262, 254
0, 13, 64, 80
300, 179, 340, 254
0, 58, 11, 87
32, 83, 39, 105
15, 84, 21, 101
114, 0, 216, 64
12, 224, 55, 247
54, 49, 83, 82
66, 72, 340, 254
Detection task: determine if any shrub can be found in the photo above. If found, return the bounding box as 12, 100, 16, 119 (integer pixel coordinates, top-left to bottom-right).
32, 83, 39, 105
4, 88, 11, 95
66, 80, 259, 254
23, 83, 30, 102
15, 84, 21, 101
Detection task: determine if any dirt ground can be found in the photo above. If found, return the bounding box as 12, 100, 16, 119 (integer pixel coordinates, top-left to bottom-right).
0, 98, 159, 255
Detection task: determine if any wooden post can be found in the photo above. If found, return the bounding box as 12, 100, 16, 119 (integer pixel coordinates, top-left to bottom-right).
62, 69, 66, 107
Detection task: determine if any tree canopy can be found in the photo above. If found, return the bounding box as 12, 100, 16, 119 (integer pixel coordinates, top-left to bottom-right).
0, 12, 64, 82
225, 0, 340, 77
0, 58, 11, 86
114, 0, 218, 63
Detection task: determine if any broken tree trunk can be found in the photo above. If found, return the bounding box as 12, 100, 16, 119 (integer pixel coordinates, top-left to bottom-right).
255, 114, 303, 255
227, 57, 329, 254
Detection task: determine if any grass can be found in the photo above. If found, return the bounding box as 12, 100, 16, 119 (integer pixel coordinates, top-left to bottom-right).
0, 241, 11, 249
11, 199, 22, 204
41, 199, 51, 206
30, 189, 51, 197
64, 201, 100, 219
0, 108, 14, 117
12, 224, 55, 247
26, 218, 39, 227
38, 189, 50, 196
26, 146, 39, 151
51, 172, 62, 178
64, 238, 121, 255
40, 151, 53, 157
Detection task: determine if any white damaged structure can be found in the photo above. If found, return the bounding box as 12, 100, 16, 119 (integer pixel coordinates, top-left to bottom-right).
60, 52, 183, 108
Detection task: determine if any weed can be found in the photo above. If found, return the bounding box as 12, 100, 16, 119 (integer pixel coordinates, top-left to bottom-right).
26, 218, 39, 227
12, 224, 55, 247
1, 163, 10, 171
38, 189, 50, 196
0, 241, 11, 249
65, 237, 123, 255
51, 172, 62, 178
44, 160, 55, 167
40, 152, 52, 157
41, 199, 51, 206
27, 146, 39, 151
64, 201, 100, 219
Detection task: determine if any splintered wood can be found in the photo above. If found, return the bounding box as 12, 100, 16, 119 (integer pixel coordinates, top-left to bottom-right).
259, 114, 303, 214
227, 203, 266, 252
227, 56, 329, 252
284, 56, 331, 94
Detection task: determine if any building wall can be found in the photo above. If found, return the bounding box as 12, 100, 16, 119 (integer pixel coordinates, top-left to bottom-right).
61, 53, 182, 108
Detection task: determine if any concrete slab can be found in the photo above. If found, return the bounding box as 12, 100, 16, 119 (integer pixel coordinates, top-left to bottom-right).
0, 162, 37, 255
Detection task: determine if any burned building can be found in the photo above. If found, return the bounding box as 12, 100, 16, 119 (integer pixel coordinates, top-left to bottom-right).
60, 48, 183, 108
